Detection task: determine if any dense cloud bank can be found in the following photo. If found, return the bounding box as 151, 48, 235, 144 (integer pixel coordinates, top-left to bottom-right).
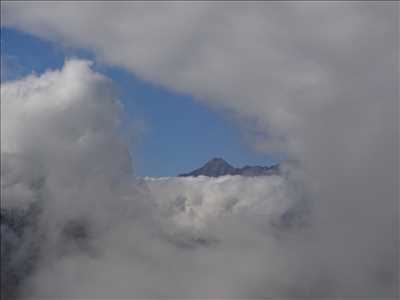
1, 2, 398, 299
0, 61, 310, 299
1, 59, 397, 299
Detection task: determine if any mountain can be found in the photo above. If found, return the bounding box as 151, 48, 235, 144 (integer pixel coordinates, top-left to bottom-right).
178, 158, 279, 177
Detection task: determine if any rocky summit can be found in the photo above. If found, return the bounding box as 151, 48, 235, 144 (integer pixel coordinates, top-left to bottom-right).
178, 158, 279, 177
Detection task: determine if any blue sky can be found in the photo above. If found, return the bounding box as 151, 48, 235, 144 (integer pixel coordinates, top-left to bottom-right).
1, 27, 278, 177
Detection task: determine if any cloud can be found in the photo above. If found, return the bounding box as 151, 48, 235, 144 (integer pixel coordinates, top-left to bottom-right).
0, 58, 305, 298
2, 60, 382, 299
1, 60, 134, 210
0, 60, 154, 297
1, 2, 398, 298
145, 175, 299, 234
2, 3, 396, 151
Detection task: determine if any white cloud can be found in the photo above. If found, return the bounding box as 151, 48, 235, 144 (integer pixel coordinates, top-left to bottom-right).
145, 175, 296, 234
0, 61, 355, 298
2, 3, 396, 154
1, 2, 398, 298
0, 60, 296, 298
1, 60, 134, 211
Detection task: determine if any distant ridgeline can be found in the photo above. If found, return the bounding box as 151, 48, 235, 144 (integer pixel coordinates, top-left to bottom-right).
178, 158, 279, 177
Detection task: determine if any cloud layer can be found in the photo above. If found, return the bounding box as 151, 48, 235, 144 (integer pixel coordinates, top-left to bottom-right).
1, 2, 398, 299
2, 2, 397, 152
1, 61, 308, 299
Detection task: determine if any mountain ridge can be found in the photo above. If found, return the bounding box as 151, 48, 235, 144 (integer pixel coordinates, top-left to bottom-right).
178, 158, 279, 177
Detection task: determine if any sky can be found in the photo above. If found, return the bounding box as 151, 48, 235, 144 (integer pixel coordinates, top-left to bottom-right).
1, 27, 278, 177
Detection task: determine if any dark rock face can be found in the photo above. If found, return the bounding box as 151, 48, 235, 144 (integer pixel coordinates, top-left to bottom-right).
178, 158, 279, 177
179, 158, 237, 177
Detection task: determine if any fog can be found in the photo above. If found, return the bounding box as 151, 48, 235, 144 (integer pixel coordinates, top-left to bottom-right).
1, 2, 398, 299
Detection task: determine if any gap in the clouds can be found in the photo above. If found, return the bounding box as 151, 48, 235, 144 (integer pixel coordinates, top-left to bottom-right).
101, 67, 281, 177
1, 27, 279, 177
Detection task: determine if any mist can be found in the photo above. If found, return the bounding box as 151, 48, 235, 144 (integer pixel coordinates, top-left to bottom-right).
1, 2, 398, 299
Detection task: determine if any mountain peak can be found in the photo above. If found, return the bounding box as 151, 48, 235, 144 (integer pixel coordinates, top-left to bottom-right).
204, 157, 232, 167
209, 157, 226, 162
179, 157, 236, 177
178, 158, 279, 177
